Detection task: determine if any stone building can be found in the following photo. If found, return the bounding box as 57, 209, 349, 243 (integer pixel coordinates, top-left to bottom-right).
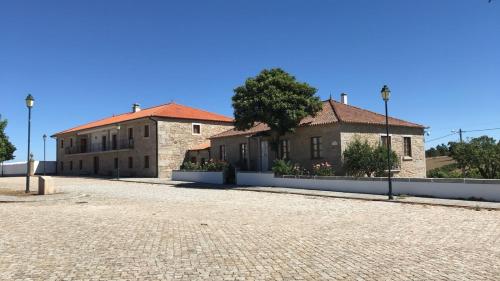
52, 102, 233, 178
208, 95, 426, 178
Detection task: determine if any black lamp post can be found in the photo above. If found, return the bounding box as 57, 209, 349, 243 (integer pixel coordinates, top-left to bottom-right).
25, 94, 35, 193
381, 85, 393, 200
43, 134, 47, 176
116, 124, 121, 180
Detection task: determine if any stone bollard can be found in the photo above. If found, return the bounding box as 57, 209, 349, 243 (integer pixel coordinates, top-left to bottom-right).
38, 176, 56, 195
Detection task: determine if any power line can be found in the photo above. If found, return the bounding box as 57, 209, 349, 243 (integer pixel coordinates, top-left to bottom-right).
425, 132, 456, 143
462, 127, 500, 133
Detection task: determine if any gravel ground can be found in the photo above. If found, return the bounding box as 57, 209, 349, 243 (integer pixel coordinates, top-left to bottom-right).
0, 176, 499, 280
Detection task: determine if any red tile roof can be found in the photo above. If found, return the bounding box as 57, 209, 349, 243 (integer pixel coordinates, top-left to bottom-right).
52, 102, 233, 136
189, 141, 211, 151
211, 99, 423, 139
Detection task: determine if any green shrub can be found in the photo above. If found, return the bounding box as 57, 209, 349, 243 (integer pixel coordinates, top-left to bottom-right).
312, 162, 335, 176
181, 161, 200, 171
202, 159, 228, 172
272, 160, 309, 176
272, 159, 293, 175
373, 145, 400, 177
343, 139, 375, 177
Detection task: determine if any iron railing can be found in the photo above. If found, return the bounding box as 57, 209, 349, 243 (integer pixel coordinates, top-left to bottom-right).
65, 139, 134, 155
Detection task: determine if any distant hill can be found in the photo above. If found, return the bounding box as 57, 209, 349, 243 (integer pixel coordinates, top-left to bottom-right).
426, 156, 456, 171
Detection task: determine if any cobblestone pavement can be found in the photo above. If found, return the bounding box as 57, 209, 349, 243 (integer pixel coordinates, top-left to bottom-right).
0, 177, 499, 280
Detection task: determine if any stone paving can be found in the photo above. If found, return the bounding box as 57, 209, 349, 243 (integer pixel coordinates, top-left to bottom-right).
0, 177, 499, 280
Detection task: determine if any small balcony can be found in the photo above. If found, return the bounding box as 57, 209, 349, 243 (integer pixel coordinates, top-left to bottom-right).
65, 139, 134, 155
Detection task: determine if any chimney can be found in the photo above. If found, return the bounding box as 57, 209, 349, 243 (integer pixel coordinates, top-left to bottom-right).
340, 93, 348, 105
132, 103, 141, 113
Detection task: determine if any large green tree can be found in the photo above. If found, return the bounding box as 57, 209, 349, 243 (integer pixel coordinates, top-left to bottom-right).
449, 136, 500, 179
0, 118, 16, 164
232, 68, 322, 158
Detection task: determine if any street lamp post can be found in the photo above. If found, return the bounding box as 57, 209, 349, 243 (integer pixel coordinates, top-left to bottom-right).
116, 124, 121, 180
381, 85, 393, 200
43, 134, 47, 176
25, 94, 35, 193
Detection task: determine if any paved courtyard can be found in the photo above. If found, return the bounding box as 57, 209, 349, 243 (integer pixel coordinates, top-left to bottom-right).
0, 177, 499, 280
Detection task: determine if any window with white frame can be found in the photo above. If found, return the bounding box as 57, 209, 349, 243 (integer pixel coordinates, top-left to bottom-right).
192, 123, 201, 135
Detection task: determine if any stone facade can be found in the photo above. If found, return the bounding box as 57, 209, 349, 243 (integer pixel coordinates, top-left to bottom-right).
157, 118, 232, 177
211, 123, 426, 178
56, 118, 232, 178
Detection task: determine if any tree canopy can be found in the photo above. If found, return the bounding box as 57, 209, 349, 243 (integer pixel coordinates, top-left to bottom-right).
449, 136, 500, 179
0, 118, 16, 163
232, 68, 322, 136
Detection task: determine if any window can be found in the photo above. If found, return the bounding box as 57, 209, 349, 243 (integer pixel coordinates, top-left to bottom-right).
144, 155, 150, 169
192, 124, 201, 135
80, 139, 87, 153
128, 128, 134, 140
112, 135, 117, 150
70, 138, 73, 147
60, 161, 64, 171
60, 140, 64, 148
381, 136, 392, 149
239, 143, 247, 161
101, 136, 107, 151
280, 140, 290, 159
219, 145, 226, 161
79, 160, 83, 170
144, 125, 150, 138
70, 161, 73, 171
128, 157, 133, 169
114, 158, 119, 169
190, 157, 197, 163
404, 137, 412, 157
311, 137, 322, 159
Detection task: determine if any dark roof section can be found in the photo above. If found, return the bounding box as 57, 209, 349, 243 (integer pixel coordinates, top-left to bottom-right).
211, 99, 423, 139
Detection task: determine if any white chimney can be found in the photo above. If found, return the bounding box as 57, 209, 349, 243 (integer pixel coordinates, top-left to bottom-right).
132, 103, 141, 113
340, 93, 348, 105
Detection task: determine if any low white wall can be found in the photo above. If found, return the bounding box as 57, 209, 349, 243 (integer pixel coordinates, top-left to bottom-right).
236, 172, 500, 202
0, 161, 57, 176
172, 170, 224, 185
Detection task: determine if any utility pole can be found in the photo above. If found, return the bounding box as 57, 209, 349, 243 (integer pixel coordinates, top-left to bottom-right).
458, 128, 463, 143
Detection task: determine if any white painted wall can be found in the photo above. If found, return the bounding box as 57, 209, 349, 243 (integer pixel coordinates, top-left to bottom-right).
236, 172, 500, 202
172, 170, 224, 185
0, 161, 57, 176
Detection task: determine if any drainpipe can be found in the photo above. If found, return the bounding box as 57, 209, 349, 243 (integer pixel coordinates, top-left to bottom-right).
258, 136, 262, 172
245, 135, 251, 170
148, 117, 159, 178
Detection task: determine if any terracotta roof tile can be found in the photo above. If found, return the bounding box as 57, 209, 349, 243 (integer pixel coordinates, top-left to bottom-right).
52, 102, 233, 136
189, 141, 211, 151
211, 99, 423, 139
329, 100, 424, 128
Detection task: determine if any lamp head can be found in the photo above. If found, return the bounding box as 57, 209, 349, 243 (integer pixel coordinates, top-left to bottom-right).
381, 85, 391, 101
25, 94, 35, 108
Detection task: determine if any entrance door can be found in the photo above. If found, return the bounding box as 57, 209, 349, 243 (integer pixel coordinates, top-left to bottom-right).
93, 156, 99, 174
260, 140, 269, 171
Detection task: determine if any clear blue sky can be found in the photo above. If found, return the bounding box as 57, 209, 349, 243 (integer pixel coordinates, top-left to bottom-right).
1, 0, 499, 162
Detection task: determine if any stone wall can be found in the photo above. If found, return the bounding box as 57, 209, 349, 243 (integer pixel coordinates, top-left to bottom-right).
339, 123, 426, 178
157, 118, 233, 177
